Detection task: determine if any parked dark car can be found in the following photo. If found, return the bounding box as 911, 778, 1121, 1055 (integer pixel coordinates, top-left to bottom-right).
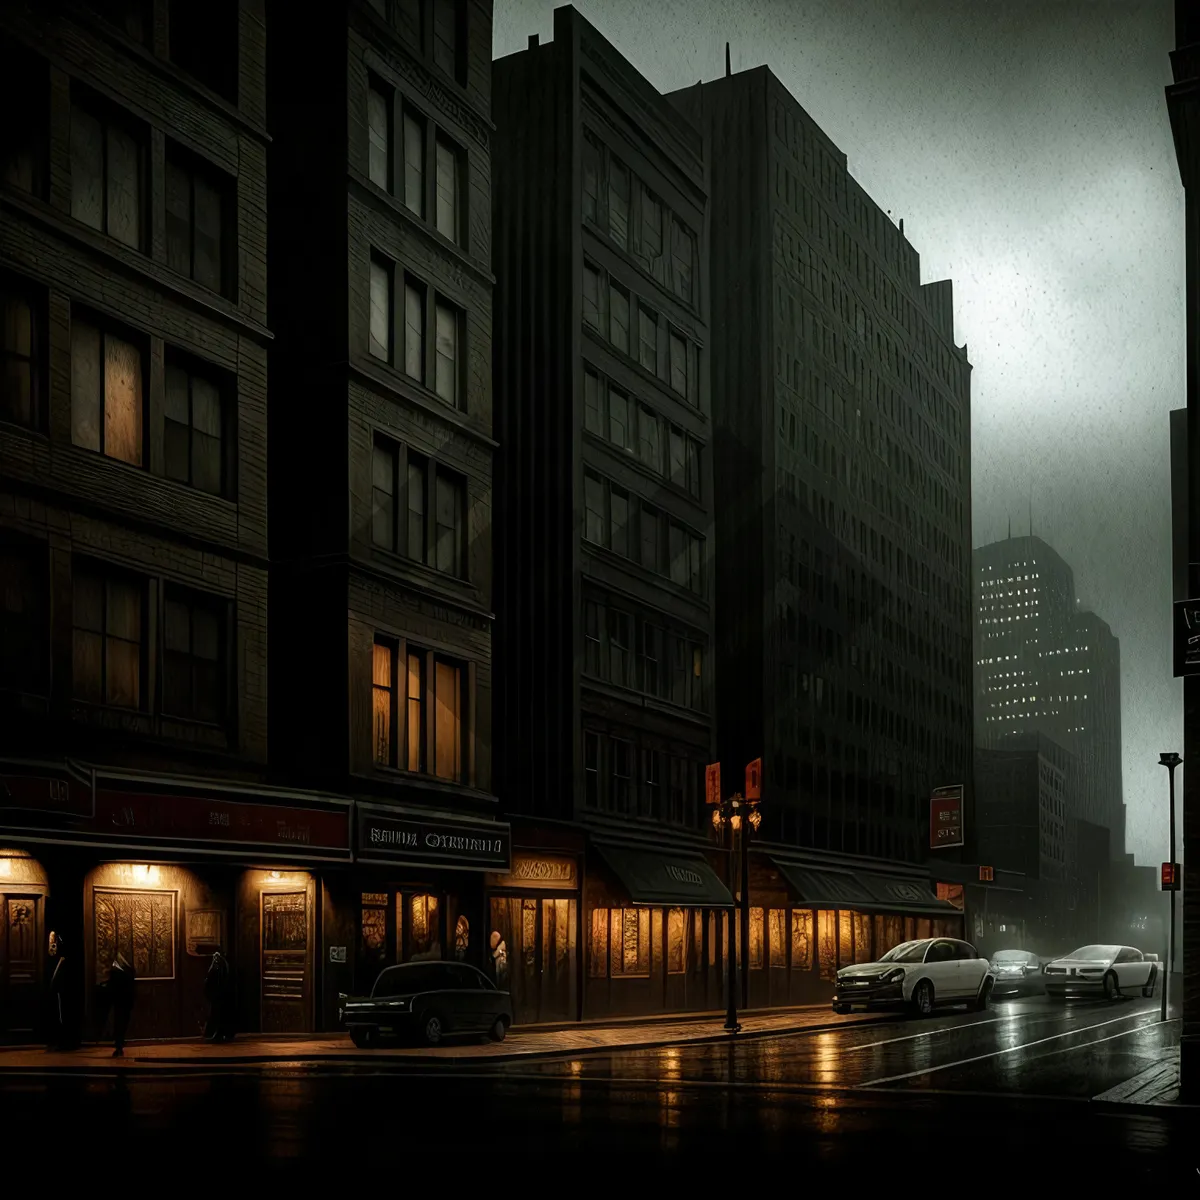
989, 949, 1045, 998
339, 962, 513, 1047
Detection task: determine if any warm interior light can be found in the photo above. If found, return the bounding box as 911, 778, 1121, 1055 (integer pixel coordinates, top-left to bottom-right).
749, 808, 762, 831
0, 858, 11, 878
268, 870, 282, 880
711, 809, 722, 830
730, 814, 742, 831
130, 864, 160, 885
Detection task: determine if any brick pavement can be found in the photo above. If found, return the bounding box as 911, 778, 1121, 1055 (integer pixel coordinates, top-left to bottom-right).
0, 1005, 883, 1072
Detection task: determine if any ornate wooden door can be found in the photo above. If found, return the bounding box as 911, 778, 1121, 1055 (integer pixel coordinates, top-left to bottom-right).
1, 894, 41, 1034
261, 891, 309, 1033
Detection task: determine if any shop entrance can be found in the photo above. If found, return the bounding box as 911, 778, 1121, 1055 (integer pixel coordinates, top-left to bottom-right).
489, 896, 576, 1026
0, 894, 41, 1035
261, 890, 310, 1033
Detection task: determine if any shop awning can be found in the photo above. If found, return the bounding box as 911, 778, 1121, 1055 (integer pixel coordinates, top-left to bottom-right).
771, 858, 961, 917
592, 841, 734, 908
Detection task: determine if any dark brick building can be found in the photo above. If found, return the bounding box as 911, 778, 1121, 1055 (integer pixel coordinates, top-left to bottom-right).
491, 6, 734, 1024
266, 0, 507, 1020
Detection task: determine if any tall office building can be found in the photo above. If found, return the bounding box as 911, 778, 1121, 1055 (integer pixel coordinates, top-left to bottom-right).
671, 70, 974, 868
974, 533, 1125, 861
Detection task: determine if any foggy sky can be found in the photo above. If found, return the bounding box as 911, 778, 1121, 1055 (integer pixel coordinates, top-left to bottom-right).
493, 0, 1184, 867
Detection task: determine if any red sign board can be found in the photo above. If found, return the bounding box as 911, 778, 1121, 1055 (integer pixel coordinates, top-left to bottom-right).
705, 763, 721, 806
929, 785, 964, 850
979, 865, 994, 882
745, 758, 762, 801
1162, 862, 1181, 891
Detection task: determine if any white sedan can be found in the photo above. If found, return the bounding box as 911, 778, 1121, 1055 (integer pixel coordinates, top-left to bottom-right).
1043, 944, 1159, 1001
833, 937, 996, 1016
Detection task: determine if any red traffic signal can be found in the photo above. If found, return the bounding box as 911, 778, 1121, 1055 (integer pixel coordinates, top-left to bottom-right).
745, 758, 762, 801
1162, 862, 1181, 891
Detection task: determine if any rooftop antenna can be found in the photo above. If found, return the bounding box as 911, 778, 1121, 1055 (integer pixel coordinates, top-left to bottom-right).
725, 42, 731, 77
1007, 513, 1012, 540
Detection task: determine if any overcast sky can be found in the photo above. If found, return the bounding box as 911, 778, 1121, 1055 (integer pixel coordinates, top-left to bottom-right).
494, 0, 1184, 867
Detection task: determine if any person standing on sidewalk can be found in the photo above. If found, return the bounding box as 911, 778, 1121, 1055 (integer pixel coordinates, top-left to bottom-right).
107, 953, 136, 1058
203, 951, 235, 1043
45, 930, 81, 1052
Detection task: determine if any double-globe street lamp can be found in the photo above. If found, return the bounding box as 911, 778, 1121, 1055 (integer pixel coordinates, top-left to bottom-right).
1159, 751, 1182, 1023
711, 770, 762, 1034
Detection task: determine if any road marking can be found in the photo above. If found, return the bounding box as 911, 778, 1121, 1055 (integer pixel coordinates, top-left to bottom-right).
860, 1009, 1162, 1087
839, 1013, 1019, 1052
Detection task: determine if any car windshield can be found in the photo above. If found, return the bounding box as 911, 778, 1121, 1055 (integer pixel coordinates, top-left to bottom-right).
1061, 945, 1117, 961
878, 940, 930, 964
993, 951, 1031, 963
371, 964, 450, 997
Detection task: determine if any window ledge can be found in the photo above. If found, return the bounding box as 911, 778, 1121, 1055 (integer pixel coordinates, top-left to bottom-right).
580, 676, 709, 727
349, 359, 497, 449
353, 551, 493, 622
363, 765, 497, 806
582, 326, 700, 418
0, 189, 273, 345
582, 220, 700, 322
581, 431, 706, 511
580, 542, 709, 610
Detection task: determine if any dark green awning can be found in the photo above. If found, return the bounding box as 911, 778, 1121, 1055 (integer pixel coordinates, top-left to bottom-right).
771, 858, 961, 917
592, 841, 734, 908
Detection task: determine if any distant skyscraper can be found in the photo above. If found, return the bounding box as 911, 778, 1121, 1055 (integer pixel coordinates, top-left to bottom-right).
973, 533, 1125, 860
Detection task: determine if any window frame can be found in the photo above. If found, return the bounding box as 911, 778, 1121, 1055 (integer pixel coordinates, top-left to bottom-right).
161, 584, 230, 727
71, 559, 147, 712
0, 273, 47, 432
69, 309, 148, 469
163, 349, 233, 499
164, 142, 235, 299
69, 92, 147, 254
0, 538, 48, 695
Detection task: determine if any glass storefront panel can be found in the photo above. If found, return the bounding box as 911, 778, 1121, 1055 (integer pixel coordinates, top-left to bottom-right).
768, 909, 787, 968
791, 909, 814, 971
853, 911, 872, 963
491, 895, 577, 1025
817, 909, 837, 981
837, 909, 853, 967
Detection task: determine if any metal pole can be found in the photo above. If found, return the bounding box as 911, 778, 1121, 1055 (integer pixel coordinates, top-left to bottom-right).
740, 821, 750, 1010
1169, 763, 1178, 1022
724, 808, 739, 1033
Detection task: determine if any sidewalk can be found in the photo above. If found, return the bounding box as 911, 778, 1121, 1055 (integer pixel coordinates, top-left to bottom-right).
1093, 1046, 1187, 1108
0, 1005, 883, 1073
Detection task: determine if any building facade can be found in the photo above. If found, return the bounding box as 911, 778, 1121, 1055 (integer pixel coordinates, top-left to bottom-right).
973, 532, 1126, 862
492, 6, 740, 1024
266, 0, 509, 1021
668, 65, 970, 982
0, 0, 344, 1043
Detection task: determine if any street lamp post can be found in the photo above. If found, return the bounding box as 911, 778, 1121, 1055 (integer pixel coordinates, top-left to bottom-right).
1159, 751, 1182, 1023
712, 790, 762, 1033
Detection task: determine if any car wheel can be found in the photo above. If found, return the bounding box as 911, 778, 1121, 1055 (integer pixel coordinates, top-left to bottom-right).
488, 1017, 509, 1043
1103, 971, 1120, 1001
421, 1012, 445, 1046
973, 979, 993, 1012
350, 1026, 378, 1049
912, 980, 934, 1016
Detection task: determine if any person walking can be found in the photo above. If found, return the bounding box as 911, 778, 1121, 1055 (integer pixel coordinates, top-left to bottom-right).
45, 930, 80, 1051
204, 950, 234, 1043
107, 953, 136, 1058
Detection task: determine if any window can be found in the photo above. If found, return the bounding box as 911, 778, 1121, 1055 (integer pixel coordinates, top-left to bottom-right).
164, 357, 226, 496
163, 589, 225, 723
405, 276, 426, 381
166, 149, 229, 294
589, 908, 609, 976
610, 283, 630, 354
685, 438, 701, 500
610, 908, 649, 976
582, 134, 601, 223
609, 159, 629, 250
73, 564, 142, 709
749, 908, 764, 969
608, 387, 632, 451
607, 610, 631, 687
369, 254, 393, 362
669, 332, 688, 396
168, 0, 238, 102
668, 428, 686, 489
638, 308, 658, 374
367, 80, 392, 191
640, 504, 660, 572
0, 544, 45, 693
1, 50, 47, 197
671, 218, 695, 304
638, 406, 660, 472
435, 136, 462, 244
406, 650, 425, 772
583, 472, 606, 546
434, 298, 461, 405
70, 317, 144, 467
392, 0, 423, 45
583, 265, 601, 330
584, 602, 601, 676
692, 645, 704, 710
583, 370, 604, 435
434, 467, 466, 577
433, 0, 465, 84
641, 622, 659, 696
610, 487, 629, 558
669, 523, 688, 587
407, 452, 427, 561
70, 101, 144, 251
791, 910, 814, 970
769, 910, 787, 968
1, 279, 42, 429
641, 187, 662, 260
372, 439, 398, 551
668, 757, 686, 824
642, 749, 660, 817
614, 734, 633, 811
433, 658, 462, 780
667, 909, 685, 974
403, 109, 426, 217
584, 730, 600, 807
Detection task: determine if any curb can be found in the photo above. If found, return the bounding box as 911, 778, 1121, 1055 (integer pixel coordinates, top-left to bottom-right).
1089, 1096, 1198, 1113
0, 1012, 893, 1075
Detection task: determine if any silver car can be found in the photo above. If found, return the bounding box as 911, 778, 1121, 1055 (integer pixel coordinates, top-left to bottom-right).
1043, 944, 1159, 1001
989, 949, 1045, 998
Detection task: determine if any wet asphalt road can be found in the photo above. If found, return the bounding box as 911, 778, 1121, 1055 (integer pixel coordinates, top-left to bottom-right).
1, 996, 1191, 1179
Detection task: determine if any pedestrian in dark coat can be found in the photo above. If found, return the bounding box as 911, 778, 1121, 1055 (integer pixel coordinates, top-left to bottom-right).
45, 930, 80, 1051
204, 951, 234, 1042
107, 953, 136, 1058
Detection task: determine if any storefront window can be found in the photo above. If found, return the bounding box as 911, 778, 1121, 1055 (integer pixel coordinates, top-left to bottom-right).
817, 909, 836, 981
522, 898, 537, 970
361, 892, 388, 967
884, 915, 904, 952
692, 908, 704, 972
454, 914, 469, 960
768, 909, 786, 968
749, 907, 764, 970
916, 918, 932, 941
936, 882, 965, 910
791, 909, 813, 971
589, 907, 609, 977
667, 908, 686, 974
853, 912, 872, 963
405, 892, 441, 960
610, 907, 650, 977
837, 910, 853, 968
709, 913, 719, 967
904, 917, 917, 942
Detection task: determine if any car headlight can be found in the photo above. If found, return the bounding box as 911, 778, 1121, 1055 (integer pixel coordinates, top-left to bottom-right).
880, 968, 905, 984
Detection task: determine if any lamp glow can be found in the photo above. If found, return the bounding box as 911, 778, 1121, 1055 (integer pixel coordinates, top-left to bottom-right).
711, 809, 722, 830
748, 808, 762, 831
0, 858, 11, 878
130, 864, 160, 885
269, 870, 282, 881
730, 813, 741, 831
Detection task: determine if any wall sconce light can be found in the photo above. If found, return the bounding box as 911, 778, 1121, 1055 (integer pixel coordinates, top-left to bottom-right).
268, 870, 282, 881
0, 858, 11, 878
130, 864, 160, 885
729, 813, 742, 831
711, 809, 722, 830
748, 808, 762, 831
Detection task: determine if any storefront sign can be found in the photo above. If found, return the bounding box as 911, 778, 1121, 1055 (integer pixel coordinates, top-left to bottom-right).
357, 809, 511, 870
883, 881, 927, 904
929, 784, 964, 849
329, 946, 348, 963
0, 762, 91, 817
487, 854, 577, 891
664, 864, 704, 887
